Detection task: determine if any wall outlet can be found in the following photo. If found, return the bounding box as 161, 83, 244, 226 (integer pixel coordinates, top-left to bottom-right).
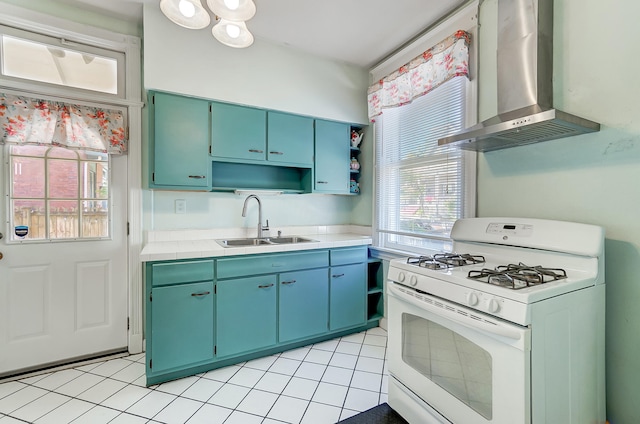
175, 199, 187, 214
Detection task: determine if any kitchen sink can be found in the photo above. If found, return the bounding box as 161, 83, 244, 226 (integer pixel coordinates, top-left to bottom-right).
216, 236, 317, 248
267, 236, 315, 244
216, 238, 272, 247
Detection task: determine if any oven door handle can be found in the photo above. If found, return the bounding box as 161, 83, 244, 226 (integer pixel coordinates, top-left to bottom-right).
389, 284, 524, 341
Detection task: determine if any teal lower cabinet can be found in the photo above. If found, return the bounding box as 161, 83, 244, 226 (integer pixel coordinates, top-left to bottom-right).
145, 246, 379, 386
279, 268, 329, 343
150, 282, 214, 373
329, 263, 367, 331
216, 275, 277, 357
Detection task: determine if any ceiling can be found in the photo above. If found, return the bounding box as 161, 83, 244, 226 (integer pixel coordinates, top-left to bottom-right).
56, 0, 467, 68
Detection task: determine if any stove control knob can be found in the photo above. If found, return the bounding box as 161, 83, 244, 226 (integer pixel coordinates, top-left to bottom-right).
398, 272, 406, 283
409, 275, 418, 286
487, 298, 501, 313
467, 292, 479, 306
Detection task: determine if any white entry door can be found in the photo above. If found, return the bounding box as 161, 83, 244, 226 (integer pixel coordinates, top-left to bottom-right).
0, 147, 128, 377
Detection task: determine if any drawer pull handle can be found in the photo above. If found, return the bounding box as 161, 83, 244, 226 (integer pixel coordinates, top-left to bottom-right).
281, 280, 297, 285
317, 181, 328, 184
248, 149, 264, 153
188, 175, 206, 179
258, 283, 274, 289
269, 151, 284, 155
191, 291, 211, 297
332, 273, 345, 278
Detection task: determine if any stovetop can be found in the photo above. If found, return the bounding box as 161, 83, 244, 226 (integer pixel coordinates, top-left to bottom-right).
405, 254, 569, 290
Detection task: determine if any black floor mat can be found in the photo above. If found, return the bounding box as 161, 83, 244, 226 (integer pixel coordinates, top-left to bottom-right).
337, 403, 409, 424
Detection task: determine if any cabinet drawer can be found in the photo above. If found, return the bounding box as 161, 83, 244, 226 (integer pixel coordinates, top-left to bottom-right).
150, 260, 214, 286
217, 251, 328, 279
330, 246, 368, 266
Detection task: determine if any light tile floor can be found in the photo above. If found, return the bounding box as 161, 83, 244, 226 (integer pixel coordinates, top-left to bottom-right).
0, 327, 388, 424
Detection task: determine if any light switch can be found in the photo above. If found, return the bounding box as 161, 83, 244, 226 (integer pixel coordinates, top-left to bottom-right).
175, 199, 187, 214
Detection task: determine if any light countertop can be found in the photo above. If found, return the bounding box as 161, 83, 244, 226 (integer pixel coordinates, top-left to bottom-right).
141, 225, 373, 262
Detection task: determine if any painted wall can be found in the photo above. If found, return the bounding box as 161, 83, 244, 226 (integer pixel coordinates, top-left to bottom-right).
142, 4, 372, 231
477, 1, 640, 422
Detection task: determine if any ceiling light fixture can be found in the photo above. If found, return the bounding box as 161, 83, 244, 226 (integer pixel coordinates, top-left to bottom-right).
159, 0, 256, 48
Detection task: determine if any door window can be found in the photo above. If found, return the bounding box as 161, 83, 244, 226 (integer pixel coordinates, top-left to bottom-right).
401, 313, 493, 419
9, 145, 110, 241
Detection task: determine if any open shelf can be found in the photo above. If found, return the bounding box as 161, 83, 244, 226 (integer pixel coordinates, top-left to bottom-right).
366, 257, 384, 322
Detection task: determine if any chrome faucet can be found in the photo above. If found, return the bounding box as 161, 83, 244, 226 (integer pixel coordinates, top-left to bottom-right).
241, 194, 269, 238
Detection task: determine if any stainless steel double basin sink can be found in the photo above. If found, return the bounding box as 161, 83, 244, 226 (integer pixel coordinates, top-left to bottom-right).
216, 236, 317, 248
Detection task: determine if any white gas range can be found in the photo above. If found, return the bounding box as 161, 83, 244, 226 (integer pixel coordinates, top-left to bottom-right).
386, 217, 606, 424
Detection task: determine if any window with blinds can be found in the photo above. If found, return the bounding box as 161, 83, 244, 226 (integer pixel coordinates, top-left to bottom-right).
375, 76, 471, 254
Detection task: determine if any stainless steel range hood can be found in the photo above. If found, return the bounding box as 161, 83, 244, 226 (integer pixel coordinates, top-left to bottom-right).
438, 0, 599, 152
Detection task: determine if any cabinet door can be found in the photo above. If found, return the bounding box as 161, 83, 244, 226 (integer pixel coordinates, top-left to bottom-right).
329, 263, 366, 331
151, 92, 210, 188
217, 275, 277, 357
314, 120, 350, 193
211, 102, 267, 162
150, 281, 214, 373
279, 269, 328, 343
267, 112, 314, 166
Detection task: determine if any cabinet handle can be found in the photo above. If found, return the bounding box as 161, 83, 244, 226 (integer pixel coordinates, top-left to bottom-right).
248, 149, 264, 153
269, 151, 284, 155
332, 273, 345, 278
317, 181, 328, 184
258, 283, 274, 289
191, 291, 211, 297
188, 175, 206, 179
281, 280, 297, 285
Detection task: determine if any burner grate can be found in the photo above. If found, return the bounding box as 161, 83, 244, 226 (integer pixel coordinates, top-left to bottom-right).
468, 262, 567, 289
407, 253, 486, 270
434, 253, 486, 267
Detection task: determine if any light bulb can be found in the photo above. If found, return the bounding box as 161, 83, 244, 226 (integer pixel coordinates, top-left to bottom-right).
226, 24, 241, 38
223, 0, 240, 10
178, 0, 196, 17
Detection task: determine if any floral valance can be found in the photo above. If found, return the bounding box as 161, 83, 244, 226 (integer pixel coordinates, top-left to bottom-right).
0, 93, 127, 154
367, 30, 471, 121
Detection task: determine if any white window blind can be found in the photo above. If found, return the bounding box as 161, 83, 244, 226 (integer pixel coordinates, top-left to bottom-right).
375, 76, 469, 254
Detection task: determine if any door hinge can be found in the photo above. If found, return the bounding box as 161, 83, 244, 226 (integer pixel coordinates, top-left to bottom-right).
152, 95, 155, 105
214, 345, 217, 355
149, 359, 152, 369
150, 292, 153, 302
127, 317, 130, 330
127, 222, 130, 236
152, 172, 155, 182
214, 285, 217, 295
209, 145, 212, 155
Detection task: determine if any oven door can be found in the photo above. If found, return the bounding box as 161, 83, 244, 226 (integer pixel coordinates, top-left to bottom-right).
387, 282, 531, 424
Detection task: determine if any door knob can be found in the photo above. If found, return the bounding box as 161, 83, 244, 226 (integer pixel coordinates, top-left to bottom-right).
0, 252, 3, 260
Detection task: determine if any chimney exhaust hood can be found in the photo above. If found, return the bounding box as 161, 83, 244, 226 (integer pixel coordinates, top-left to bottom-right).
438, 0, 600, 152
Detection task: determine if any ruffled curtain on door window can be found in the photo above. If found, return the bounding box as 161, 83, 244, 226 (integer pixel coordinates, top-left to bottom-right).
367, 30, 471, 121
0, 93, 127, 154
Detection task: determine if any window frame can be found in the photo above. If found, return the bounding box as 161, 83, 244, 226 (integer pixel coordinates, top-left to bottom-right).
7, 145, 112, 244
0, 25, 126, 100
370, 2, 478, 256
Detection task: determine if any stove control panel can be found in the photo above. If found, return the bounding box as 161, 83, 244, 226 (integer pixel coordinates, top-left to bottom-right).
486, 223, 533, 237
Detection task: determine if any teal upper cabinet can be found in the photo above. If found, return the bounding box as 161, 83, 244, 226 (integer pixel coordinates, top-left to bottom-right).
210, 102, 267, 162
267, 112, 314, 166
150, 92, 211, 189
314, 120, 350, 193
